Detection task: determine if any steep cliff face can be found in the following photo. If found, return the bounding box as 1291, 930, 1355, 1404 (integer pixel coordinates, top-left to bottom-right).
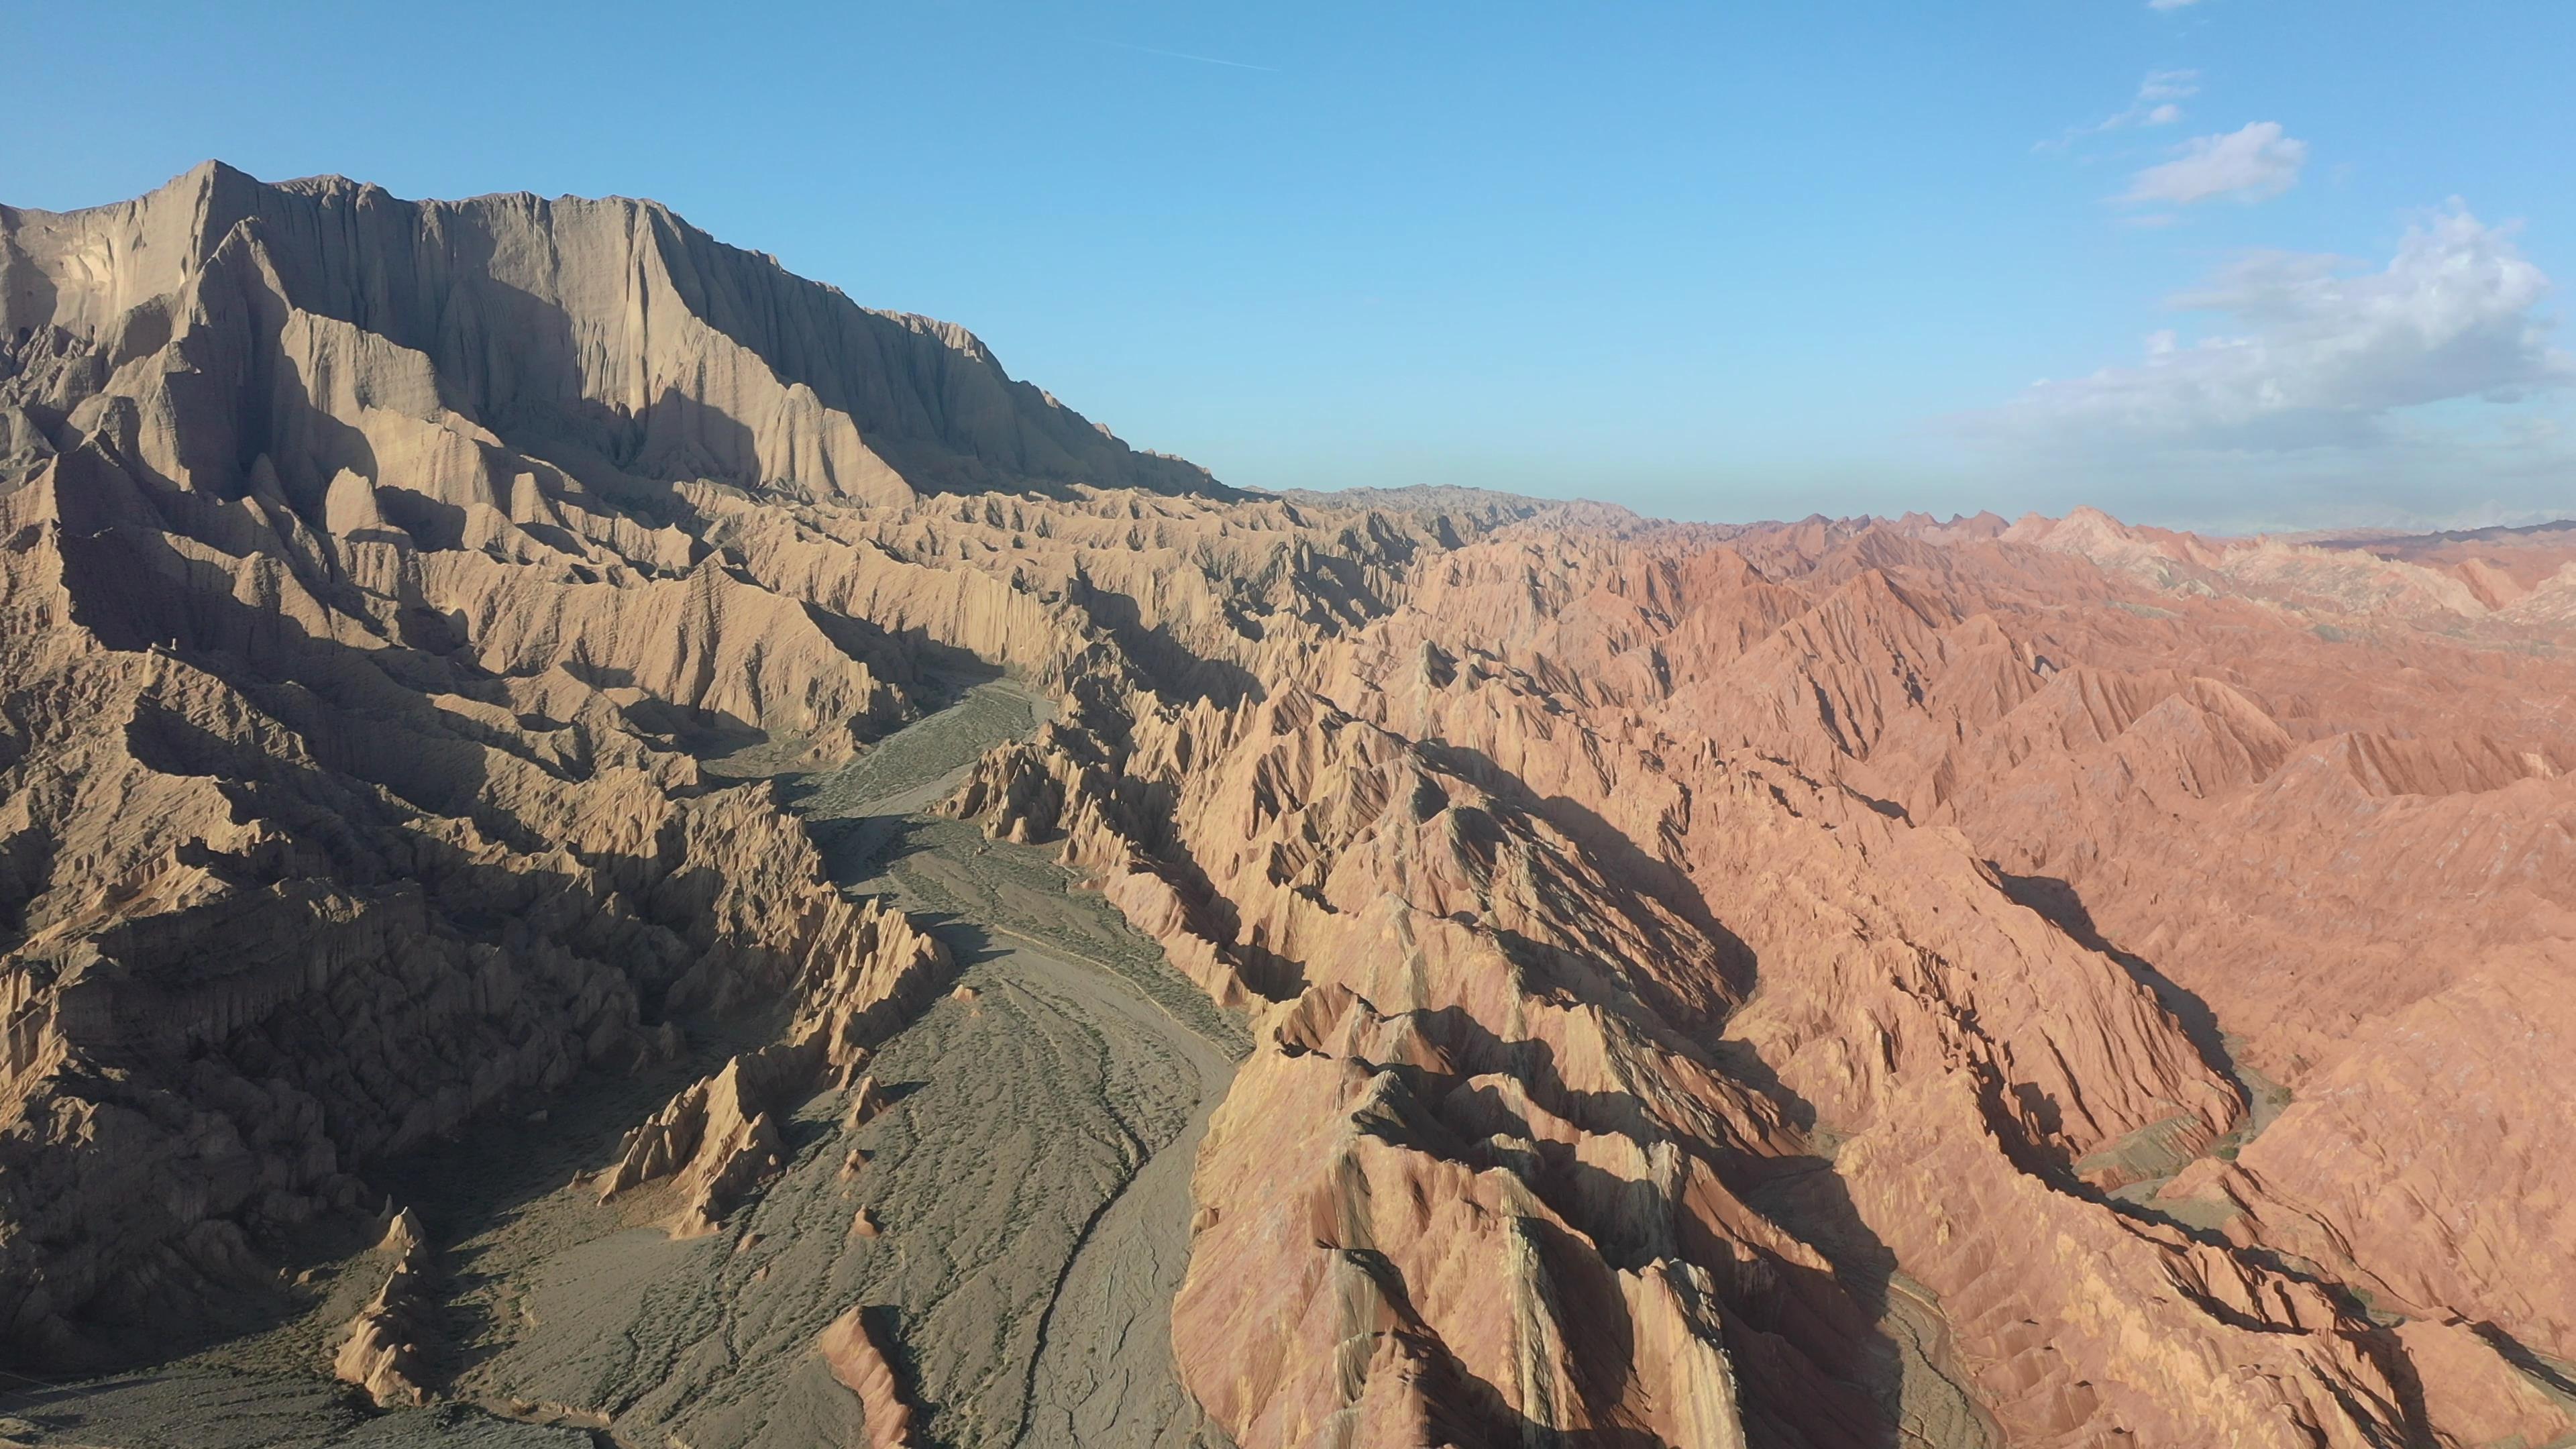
0, 160, 1217, 507
0, 162, 1271, 1366
3, 166, 2570, 1449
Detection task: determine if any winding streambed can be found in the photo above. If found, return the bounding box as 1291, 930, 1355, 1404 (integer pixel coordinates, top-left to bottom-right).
451, 680, 1245, 1448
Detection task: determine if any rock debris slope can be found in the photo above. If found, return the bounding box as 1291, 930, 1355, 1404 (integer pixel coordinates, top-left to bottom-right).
3, 165, 2572, 1449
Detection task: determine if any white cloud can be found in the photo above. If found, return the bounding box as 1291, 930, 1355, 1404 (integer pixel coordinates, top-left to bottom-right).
2122, 121, 2308, 205
2137, 70, 2198, 103
2039, 70, 2199, 151
2148, 0, 2206, 10
1988, 204, 2573, 453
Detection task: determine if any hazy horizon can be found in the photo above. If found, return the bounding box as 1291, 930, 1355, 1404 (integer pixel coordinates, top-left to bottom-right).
11, 1, 2572, 534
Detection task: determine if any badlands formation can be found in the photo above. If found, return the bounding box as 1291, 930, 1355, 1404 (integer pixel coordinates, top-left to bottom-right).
1, 163, 2572, 1448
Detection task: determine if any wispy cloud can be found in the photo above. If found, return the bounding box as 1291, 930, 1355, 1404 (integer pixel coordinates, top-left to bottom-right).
1083, 38, 1280, 73
2137, 70, 2199, 103
2037, 70, 2199, 152
2148, 0, 2207, 10
1982, 203, 2571, 453
2121, 121, 2307, 205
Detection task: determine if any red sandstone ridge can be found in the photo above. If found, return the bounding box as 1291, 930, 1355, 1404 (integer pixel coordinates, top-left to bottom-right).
3, 164, 2570, 1448
818, 1307, 920, 1448
951, 506, 2576, 1446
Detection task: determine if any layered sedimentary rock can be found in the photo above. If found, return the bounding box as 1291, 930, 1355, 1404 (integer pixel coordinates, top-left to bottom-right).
0, 160, 1224, 1362
946, 505, 2576, 1446
5, 164, 2571, 1449
592, 898, 948, 1234
594, 1053, 789, 1238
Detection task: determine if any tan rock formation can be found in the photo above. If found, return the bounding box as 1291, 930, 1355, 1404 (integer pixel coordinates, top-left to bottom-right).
595, 900, 949, 1234
843, 1074, 889, 1132
6, 162, 2571, 1449
333, 1264, 435, 1409
332, 1205, 435, 1407
597, 1053, 788, 1238
818, 1307, 917, 1448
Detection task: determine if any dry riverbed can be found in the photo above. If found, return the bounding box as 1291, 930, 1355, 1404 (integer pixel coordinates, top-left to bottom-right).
3, 680, 1246, 1449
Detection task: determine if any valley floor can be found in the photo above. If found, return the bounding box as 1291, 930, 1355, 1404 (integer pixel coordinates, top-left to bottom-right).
0, 682, 1244, 1449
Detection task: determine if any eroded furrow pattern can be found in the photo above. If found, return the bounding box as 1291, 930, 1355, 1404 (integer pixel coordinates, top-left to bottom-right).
460, 950, 1207, 1448
441, 680, 1242, 1449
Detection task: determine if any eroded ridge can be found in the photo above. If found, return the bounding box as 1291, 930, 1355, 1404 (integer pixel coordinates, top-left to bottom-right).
5, 163, 2574, 1449
393, 681, 1244, 1449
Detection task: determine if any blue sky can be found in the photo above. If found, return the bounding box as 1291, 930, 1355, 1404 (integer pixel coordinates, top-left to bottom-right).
7, 1, 2573, 531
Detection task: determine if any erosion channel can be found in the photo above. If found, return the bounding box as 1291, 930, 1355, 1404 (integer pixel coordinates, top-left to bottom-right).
452, 678, 1250, 1448
1, 680, 1246, 1449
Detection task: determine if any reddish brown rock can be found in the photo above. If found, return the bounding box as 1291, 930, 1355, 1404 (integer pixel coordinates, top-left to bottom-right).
818, 1307, 916, 1448
6, 161, 2571, 1449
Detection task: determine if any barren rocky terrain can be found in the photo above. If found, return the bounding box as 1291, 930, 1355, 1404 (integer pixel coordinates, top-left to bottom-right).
3, 164, 2573, 1448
